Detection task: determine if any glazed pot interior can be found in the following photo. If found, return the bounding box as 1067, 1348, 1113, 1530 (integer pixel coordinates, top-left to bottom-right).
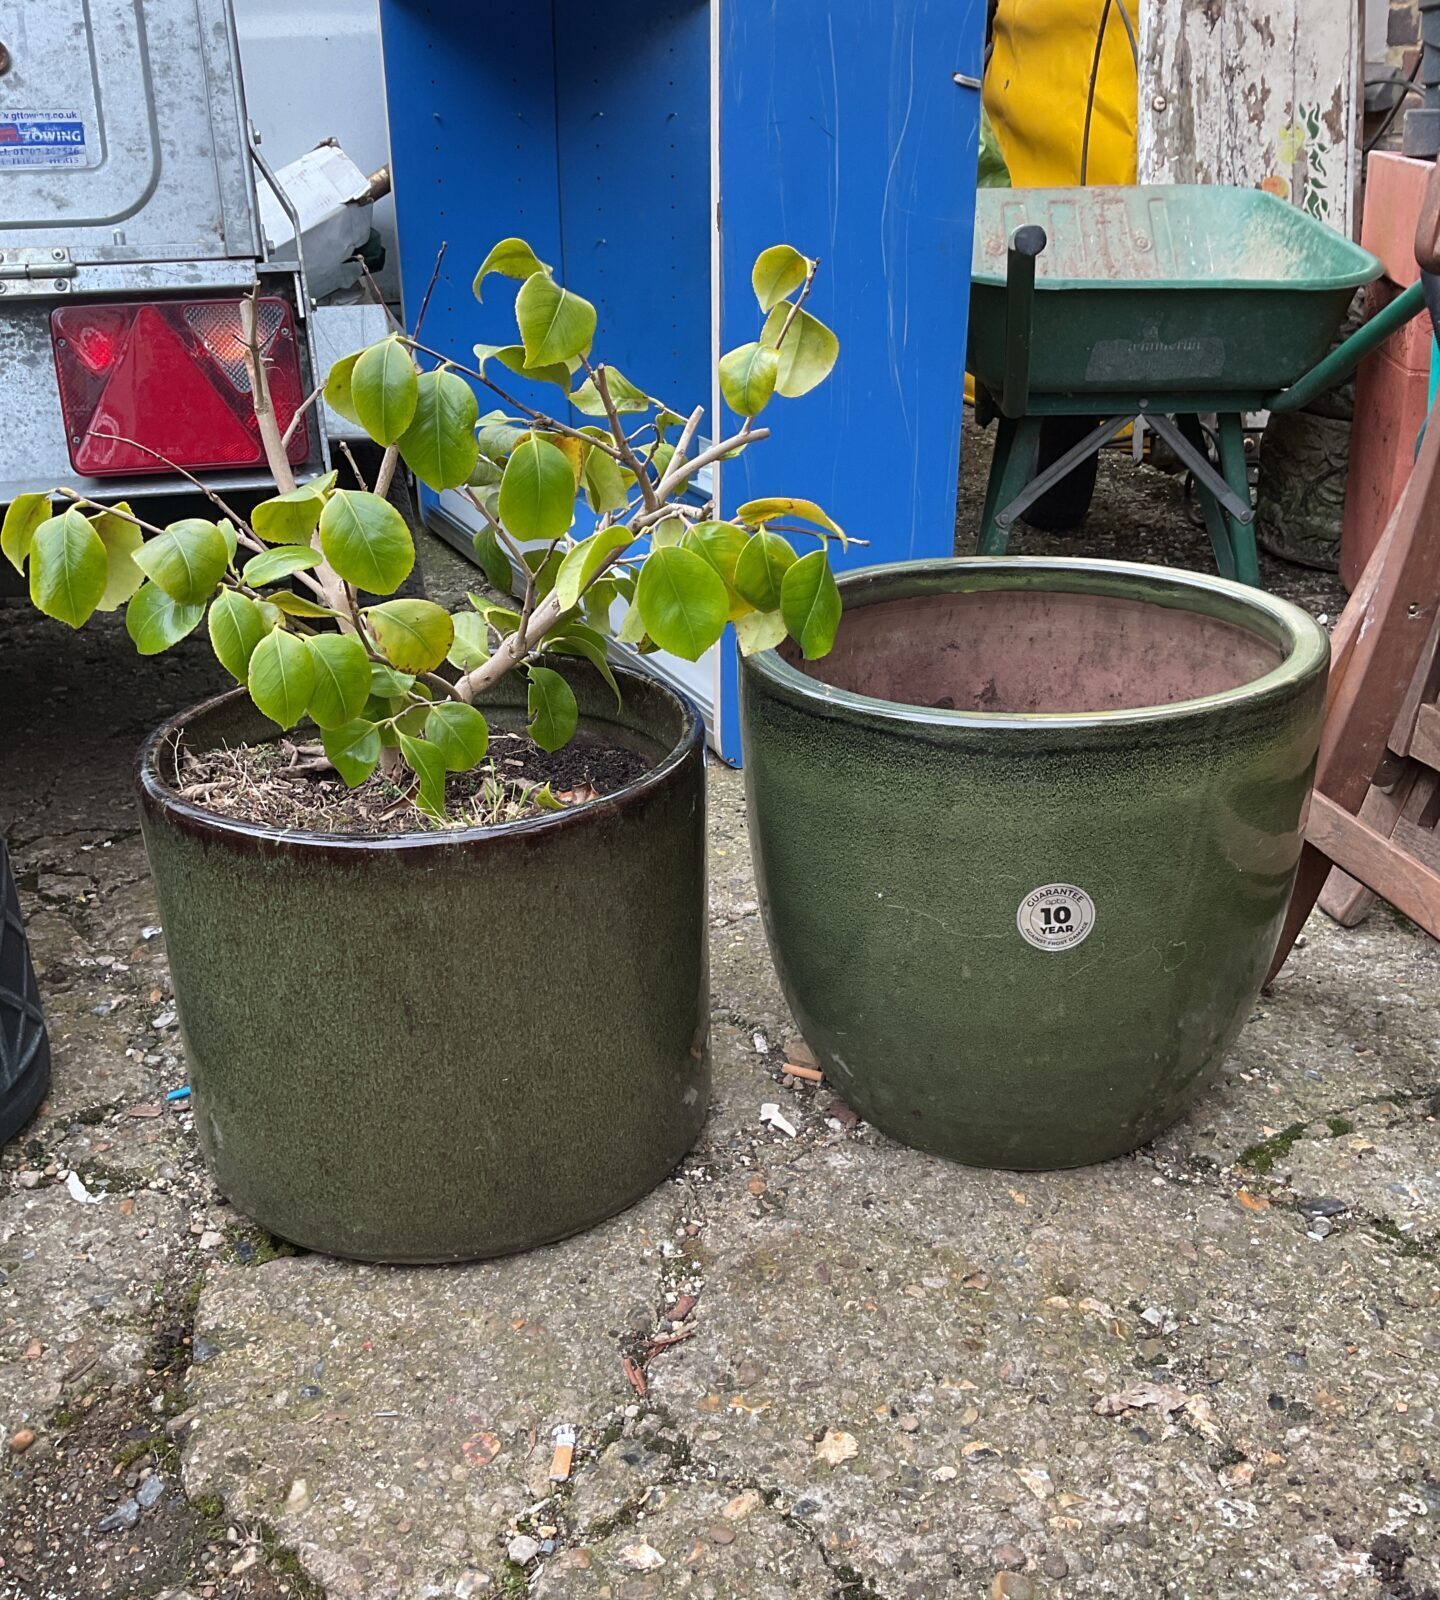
781, 586, 1289, 715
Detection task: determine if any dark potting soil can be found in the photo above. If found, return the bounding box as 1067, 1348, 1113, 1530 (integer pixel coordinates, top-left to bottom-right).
173, 728, 653, 835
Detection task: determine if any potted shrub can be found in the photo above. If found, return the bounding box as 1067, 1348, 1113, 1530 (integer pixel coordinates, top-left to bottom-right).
740, 556, 1329, 1169
2, 241, 846, 1260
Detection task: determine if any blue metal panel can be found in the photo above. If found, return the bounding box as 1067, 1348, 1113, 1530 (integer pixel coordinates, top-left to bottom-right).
378, 0, 981, 764
717, 0, 983, 576
551, 3, 711, 412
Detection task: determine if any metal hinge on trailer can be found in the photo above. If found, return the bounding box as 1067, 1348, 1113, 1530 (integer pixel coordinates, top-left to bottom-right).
0, 247, 76, 297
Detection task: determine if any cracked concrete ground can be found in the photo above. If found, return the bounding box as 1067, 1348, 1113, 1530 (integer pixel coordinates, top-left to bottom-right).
3, 432, 1439, 1600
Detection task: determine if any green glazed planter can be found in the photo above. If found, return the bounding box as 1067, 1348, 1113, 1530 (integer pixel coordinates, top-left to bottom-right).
136, 662, 709, 1262
741, 557, 1329, 1169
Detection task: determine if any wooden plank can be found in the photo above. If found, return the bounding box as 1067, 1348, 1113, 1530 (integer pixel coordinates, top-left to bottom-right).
1316, 765, 1420, 926
1390, 611, 1440, 755
1410, 703, 1440, 772
1306, 792, 1440, 937
1139, 0, 1359, 237
1267, 384, 1440, 977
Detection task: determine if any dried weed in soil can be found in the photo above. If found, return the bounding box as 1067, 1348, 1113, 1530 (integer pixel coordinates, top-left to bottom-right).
174, 730, 652, 834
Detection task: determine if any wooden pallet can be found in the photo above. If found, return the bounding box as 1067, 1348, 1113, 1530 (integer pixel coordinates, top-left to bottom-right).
1267, 383, 1440, 977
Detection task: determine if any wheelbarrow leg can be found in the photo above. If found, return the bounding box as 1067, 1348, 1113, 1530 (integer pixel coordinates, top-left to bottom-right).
1175, 415, 1238, 583
977, 415, 1041, 556
1217, 413, 1260, 587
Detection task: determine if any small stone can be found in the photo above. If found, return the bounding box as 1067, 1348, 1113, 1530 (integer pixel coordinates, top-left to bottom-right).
17, 1171, 41, 1189
153, 1010, 178, 1030
1297, 1195, 1348, 1218
709, 1525, 736, 1545
992, 1576, 1038, 1600
932, 1465, 958, 1482
618, 1541, 666, 1571
20, 1339, 44, 1360
723, 1490, 762, 1520
897, 1413, 920, 1432
992, 1543, 1027, 1570
454, 1568, 490, 1597
507, 1535, 540, 1566
285, 1478, 311, 1513
98, 1498, 141, 1532
9, 1428, 37, 1454
198, 1231, 224, 1250
137, 1474, 165, 1509
1042, 1552, 1069, 1579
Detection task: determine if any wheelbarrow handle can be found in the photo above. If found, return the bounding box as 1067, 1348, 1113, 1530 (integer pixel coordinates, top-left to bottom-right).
1001, 225, 1047, 419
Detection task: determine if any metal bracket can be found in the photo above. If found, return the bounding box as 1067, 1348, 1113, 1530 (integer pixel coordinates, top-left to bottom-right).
0, 246, 76, 297
995, 415, 1133, 530
1142, 410, 1255, 524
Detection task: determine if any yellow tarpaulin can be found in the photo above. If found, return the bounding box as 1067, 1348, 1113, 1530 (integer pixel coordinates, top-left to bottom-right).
984, 0, 1138, 188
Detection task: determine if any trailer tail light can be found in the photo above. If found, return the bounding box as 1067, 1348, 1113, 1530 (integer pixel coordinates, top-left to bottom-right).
50, 298, 310, 478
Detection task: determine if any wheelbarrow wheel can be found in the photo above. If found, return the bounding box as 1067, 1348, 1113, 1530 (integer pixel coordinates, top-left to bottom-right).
1022, 416, 1100, 532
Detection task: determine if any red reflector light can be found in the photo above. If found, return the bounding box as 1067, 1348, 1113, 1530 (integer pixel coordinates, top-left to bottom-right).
51, 298, 310, 477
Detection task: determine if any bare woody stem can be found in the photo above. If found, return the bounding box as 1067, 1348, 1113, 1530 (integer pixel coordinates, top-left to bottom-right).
589, 362, 659, 511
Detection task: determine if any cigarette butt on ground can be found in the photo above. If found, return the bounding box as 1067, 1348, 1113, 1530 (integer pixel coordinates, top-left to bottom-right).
549, 1423, 577, 1481
784, 1062, 824, 1083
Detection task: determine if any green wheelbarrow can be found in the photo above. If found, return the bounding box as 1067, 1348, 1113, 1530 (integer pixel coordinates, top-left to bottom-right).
968, 185, 1425, 587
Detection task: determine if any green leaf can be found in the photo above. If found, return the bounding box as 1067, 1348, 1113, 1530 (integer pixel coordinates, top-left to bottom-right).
352, 337, 419, 446
470, 526, 514, 592
682, 521, 751, 619
472, 237, 549, 300
319, 488, 415, 595
397, 732, 448, 817
397, 369, 480, 491
515, 272, 596, 367
635, 545, 728, 660
570, 367, 650, 416
780, 549, 843, 659
247, 627, 316, 729
307, 633, 372, 729
497, 435, 576, 541
761, 305, 839, 397
125, 582, 206, 655
370, 661, 416, 698
735, 496, 844, 539
322, 718, 381, 787
752, 244, 810, 312
734, 531, 797, 612
475, 411, 527, 461
366, 598, 454, 673
735, 607, 788, 656
718, 342, 779, 417
468, 455, 504, 488
581, 445, 628, 514
469, 595, 521, 635
649, 516, 686, 549
526, 665, 579, 752
132, 519, 228, 605
241, 545, 320, 587
545, 623, 622, 707
92, 504, 145, 612
268, 591, 346, 620
208, 589, 274, 681
29, 509, 109, 627
447, 610, 491, 671
324, 349, 363, 427
473, 344, 573, 393
425, 701, 490, 770
253, 483, 327, 544
2, 493, 50, 572
554, 526, 633, 611
216, 517, 240, 564
616, 597, 647, 646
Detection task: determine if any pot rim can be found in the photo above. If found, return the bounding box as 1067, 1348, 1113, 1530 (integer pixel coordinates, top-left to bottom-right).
743, 555, 1329, 731
134, 661, 704, 852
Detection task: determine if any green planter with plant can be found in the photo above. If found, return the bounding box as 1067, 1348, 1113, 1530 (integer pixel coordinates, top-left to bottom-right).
3, 242, 844, 1260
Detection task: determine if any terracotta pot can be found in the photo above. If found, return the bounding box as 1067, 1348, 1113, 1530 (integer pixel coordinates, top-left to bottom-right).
741, 557, 1328, 1169
136, 663, 709, 1261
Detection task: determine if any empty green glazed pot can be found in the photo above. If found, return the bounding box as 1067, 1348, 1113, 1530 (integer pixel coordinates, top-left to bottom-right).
740, 557, 1328, 1169
136, 663, 709, 1261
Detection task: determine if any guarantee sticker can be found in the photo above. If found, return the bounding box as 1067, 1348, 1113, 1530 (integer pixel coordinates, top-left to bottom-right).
1016, 883, 1096, 952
